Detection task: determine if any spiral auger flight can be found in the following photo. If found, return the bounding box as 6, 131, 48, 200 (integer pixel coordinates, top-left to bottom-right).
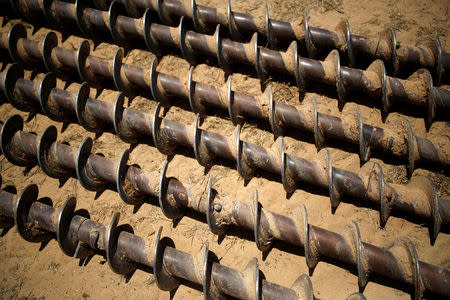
8, 0, 450, 86
0, 2, 449, 298
0, 178, 321, 300
0, 67, 448, 242
0, 119, 448, 297
1, 24, 449, 173
1, 2, 449, 125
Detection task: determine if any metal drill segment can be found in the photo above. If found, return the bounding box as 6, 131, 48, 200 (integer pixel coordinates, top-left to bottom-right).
0, 49, 449, 173
0, 180, 317, 300
0, 71, 447, 242
0, 116, 449, 297
1, 6, 449, 124
7, 0, 450, 85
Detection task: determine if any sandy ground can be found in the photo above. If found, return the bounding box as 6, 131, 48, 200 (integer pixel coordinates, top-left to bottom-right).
0, 0, 449, 299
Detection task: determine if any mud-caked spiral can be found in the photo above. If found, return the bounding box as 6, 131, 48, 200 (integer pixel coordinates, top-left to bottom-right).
1, 4, 449, 124
0, 181, 319, 299
1, 115, 448, 297
0, 69, 448, 242
1, 27, 449, 172
79, 0, 449, 85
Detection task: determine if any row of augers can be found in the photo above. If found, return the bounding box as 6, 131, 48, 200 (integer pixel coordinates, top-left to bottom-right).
0, 62, 448, 243
0, 176, 326, 300
7, 0, 450, 85
1, 2, 450, 125
0, 24, 449, 172
0, 114, 449, 298
0, 2, 449, 298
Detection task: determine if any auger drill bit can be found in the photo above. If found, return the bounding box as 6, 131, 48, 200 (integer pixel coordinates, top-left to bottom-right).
0, 117, 448, 298
0, 67, 448, 242
0, 180, 317, 300
1, 61, 449, 176
1, 4, 449, 124
8, 0, 450, 85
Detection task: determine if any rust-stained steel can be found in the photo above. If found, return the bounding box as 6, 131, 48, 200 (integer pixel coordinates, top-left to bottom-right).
8, 0, 450, 86
1, 6, 449, 124
0, 117, 448, 298
0, 179, 317, 300
0, 27, 449, 173
0, 72, 448, 241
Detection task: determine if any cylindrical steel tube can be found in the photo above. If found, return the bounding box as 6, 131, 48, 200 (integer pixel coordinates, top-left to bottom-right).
0, 185, 307, 300
0, 73, 447, 239
1, 5, 449, 122
0, 119, 448, 297
0, 41, 448, 172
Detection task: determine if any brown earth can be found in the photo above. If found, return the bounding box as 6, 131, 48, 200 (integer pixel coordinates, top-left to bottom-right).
0, 0, 449, 299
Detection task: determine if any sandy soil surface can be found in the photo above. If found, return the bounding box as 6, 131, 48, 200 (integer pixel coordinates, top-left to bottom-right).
0, 0, 449, 299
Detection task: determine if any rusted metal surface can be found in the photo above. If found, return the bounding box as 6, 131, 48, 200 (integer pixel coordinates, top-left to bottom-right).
9, 0, 450, 86
0, 122, 448, 298
1, 30, 449, 173
0, 70, 448, 241
1, 6, 449, 124
0, 179, 316, 300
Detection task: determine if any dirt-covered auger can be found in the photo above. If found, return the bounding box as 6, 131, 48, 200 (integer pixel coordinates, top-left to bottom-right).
0, 115, 449, 298
1, 3, 449, 125
1, 25, 450, 172
0, 176, 320, 300
8, 0, 450, 85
